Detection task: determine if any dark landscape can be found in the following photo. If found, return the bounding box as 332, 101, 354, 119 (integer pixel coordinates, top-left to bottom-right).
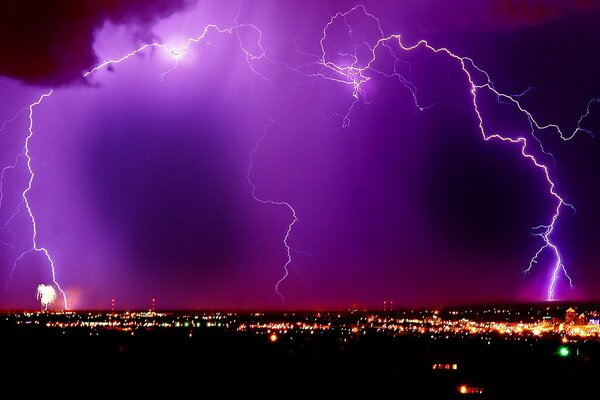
4, 303, 600, 397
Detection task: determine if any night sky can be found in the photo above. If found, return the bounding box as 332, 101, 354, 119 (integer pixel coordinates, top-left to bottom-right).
1, 0, 599, 310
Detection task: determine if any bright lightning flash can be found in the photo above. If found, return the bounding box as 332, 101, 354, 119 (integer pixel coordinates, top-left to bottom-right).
313, 5, 598, 300
36, 283, 56, 310
2, 5, 597, 307
4, 21, 298, 307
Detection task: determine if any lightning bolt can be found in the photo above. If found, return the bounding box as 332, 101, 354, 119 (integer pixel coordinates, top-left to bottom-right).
85, 22, 298, 302
6, 21, 298, 306
3, 5, 597, 307
0, 107, 28, 247
11, 90, 68, 308
247, 119, 299, 302
313, 5, 597, 301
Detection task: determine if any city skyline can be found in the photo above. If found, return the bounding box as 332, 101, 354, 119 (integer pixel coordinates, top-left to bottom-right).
5, 301, 598, 395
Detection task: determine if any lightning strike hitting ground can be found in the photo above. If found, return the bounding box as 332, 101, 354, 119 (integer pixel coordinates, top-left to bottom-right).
7, 21, 298, 306
36, 283, 56, 310
3, 5, 597, 306
247, 119, 299, 302
313, 5, 598, 300
14, 90, 68, 309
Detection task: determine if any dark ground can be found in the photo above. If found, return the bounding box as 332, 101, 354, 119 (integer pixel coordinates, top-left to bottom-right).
2, 318, 599, 398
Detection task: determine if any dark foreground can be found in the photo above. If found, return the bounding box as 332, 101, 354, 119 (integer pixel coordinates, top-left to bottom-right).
2, 319, 599, 397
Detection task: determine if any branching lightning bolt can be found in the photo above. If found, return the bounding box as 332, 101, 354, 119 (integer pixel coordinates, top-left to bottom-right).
312, 5, 598, 301
11, 90, 68, 308
3, 5, 597, 307
5, 21, 299, 306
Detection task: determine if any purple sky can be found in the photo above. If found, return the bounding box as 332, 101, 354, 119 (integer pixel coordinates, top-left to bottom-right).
1, 0, 599, 310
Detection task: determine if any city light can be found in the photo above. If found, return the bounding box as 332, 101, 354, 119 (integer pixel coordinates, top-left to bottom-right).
3, 304, 598, 344
558, 346, 570, 357
458, 385, 484, 395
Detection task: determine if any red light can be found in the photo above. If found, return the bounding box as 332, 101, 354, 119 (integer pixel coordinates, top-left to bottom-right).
269, 334, 278, 342
458, 385, 483, 395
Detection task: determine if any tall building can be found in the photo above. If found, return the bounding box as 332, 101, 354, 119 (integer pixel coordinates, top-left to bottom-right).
565, 307, 576, 325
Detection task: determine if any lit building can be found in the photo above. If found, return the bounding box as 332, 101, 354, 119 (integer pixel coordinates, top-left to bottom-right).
432, 363, 458, 370
458, 385, 483, 395
565, 308, 576, 325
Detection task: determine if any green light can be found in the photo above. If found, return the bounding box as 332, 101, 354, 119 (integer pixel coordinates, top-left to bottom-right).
558, 346, 570, 357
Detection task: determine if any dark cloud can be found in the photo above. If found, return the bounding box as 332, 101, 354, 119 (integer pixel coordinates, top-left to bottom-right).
485, 0, 600, 31
352, 0, 600, 36
0, 0, 195, 86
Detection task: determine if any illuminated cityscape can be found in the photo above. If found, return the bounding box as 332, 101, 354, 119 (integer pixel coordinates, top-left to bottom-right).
3, 303, 600, 396
6, 303, 600, 342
